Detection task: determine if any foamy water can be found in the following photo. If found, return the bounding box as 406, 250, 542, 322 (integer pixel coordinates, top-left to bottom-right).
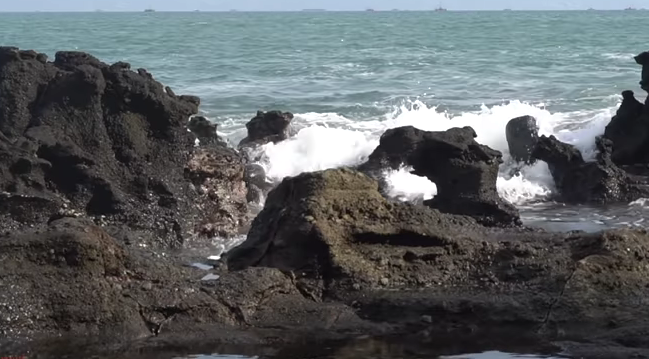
238, 99, 619, 206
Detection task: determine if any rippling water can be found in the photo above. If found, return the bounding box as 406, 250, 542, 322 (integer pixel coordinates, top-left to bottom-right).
1, 11, 647, 230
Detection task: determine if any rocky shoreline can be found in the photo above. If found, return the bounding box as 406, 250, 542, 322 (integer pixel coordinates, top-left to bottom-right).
2, 47, 649, 358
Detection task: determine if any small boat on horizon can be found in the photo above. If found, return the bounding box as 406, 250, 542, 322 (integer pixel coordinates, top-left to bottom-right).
144, 8, 155, 12
434, 7, 447, 12
366, 8, 375, 12
624, 7, 637, 10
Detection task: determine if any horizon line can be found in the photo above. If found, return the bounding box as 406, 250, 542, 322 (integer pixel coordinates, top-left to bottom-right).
0, 9, 644, 13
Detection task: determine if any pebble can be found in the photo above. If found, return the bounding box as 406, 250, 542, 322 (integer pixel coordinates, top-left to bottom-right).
380, 277, 389, 286
142, 282, 153, 291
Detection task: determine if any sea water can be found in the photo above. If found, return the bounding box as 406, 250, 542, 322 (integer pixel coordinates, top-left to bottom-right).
1, 11, 647, 233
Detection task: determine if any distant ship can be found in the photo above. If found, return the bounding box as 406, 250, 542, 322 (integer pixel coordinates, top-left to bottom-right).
434, 7, 447, 12
144, 8, 155, 12
366, 8, 375, 12
624, 7, 637, 10
503, 8, 512, 11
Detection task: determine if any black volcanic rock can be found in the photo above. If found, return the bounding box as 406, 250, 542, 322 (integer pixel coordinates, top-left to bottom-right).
0, 48, 249, 246
187, 115, 227, 146
360, 126, 520, 227
4, 173, 649, 357
531, 134, 649, 203
505, 115, 539, 165
238, 110, 295, 148
603, 90, 649, 165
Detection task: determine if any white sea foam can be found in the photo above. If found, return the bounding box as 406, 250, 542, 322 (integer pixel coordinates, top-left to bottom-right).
245, 99, 619, 206
629, 198, 649, 207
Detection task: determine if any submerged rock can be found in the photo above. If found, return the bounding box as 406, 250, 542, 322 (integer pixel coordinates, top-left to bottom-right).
531, 134, 649, 203
603, 90, 649, 165
0, 48, 248, 246
238, 110, 295, 148
505, 115, 539, 165
360, 126, 520, 227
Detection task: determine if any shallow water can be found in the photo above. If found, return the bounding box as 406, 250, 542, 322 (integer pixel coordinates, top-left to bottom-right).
175, 353, 563, 359
521, 200, 649, 232
175, 353, 566, 359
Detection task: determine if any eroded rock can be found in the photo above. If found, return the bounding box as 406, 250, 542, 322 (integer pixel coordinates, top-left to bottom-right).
0, 48, 248, 246
238, 110, 295, 148
531, 135, 649, 203
184, 146, 249, 239
604, 90, 649, 165
188, 116, 227, 146
360, 126, 520, 227
505, 115, 539, 165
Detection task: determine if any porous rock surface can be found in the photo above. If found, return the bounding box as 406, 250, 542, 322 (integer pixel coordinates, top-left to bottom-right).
0, 47, 250, 246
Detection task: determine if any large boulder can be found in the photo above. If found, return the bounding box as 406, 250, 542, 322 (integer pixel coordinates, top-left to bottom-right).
505, 115, 539, 165
359, 126, 520, 227
531, 135, 649, 203
0, 47, 249, 246
238, 110, 295, 148
227, 168, 484, 283
603, 90, 649, 165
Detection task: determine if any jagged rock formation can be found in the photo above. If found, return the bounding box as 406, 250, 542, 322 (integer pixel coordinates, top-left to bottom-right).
0, 47, 249, 246
359, 126, 520, 227
604, 90, 649, 165
531, 134, 649, 203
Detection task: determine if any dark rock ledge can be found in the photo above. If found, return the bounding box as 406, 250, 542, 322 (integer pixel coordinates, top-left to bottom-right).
1, 49, 649, 359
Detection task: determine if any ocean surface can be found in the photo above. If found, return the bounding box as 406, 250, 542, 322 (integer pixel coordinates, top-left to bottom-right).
2, 11, 648, 233
1, 11, 648, 358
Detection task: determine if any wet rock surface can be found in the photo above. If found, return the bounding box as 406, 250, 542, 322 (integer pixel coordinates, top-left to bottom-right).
360, 126, 520, 227
603, 90, 649, 165
0, 47, 250, 246
238, 110, 295, 148
531, 134, 649, 203
506, 115, 539, 165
